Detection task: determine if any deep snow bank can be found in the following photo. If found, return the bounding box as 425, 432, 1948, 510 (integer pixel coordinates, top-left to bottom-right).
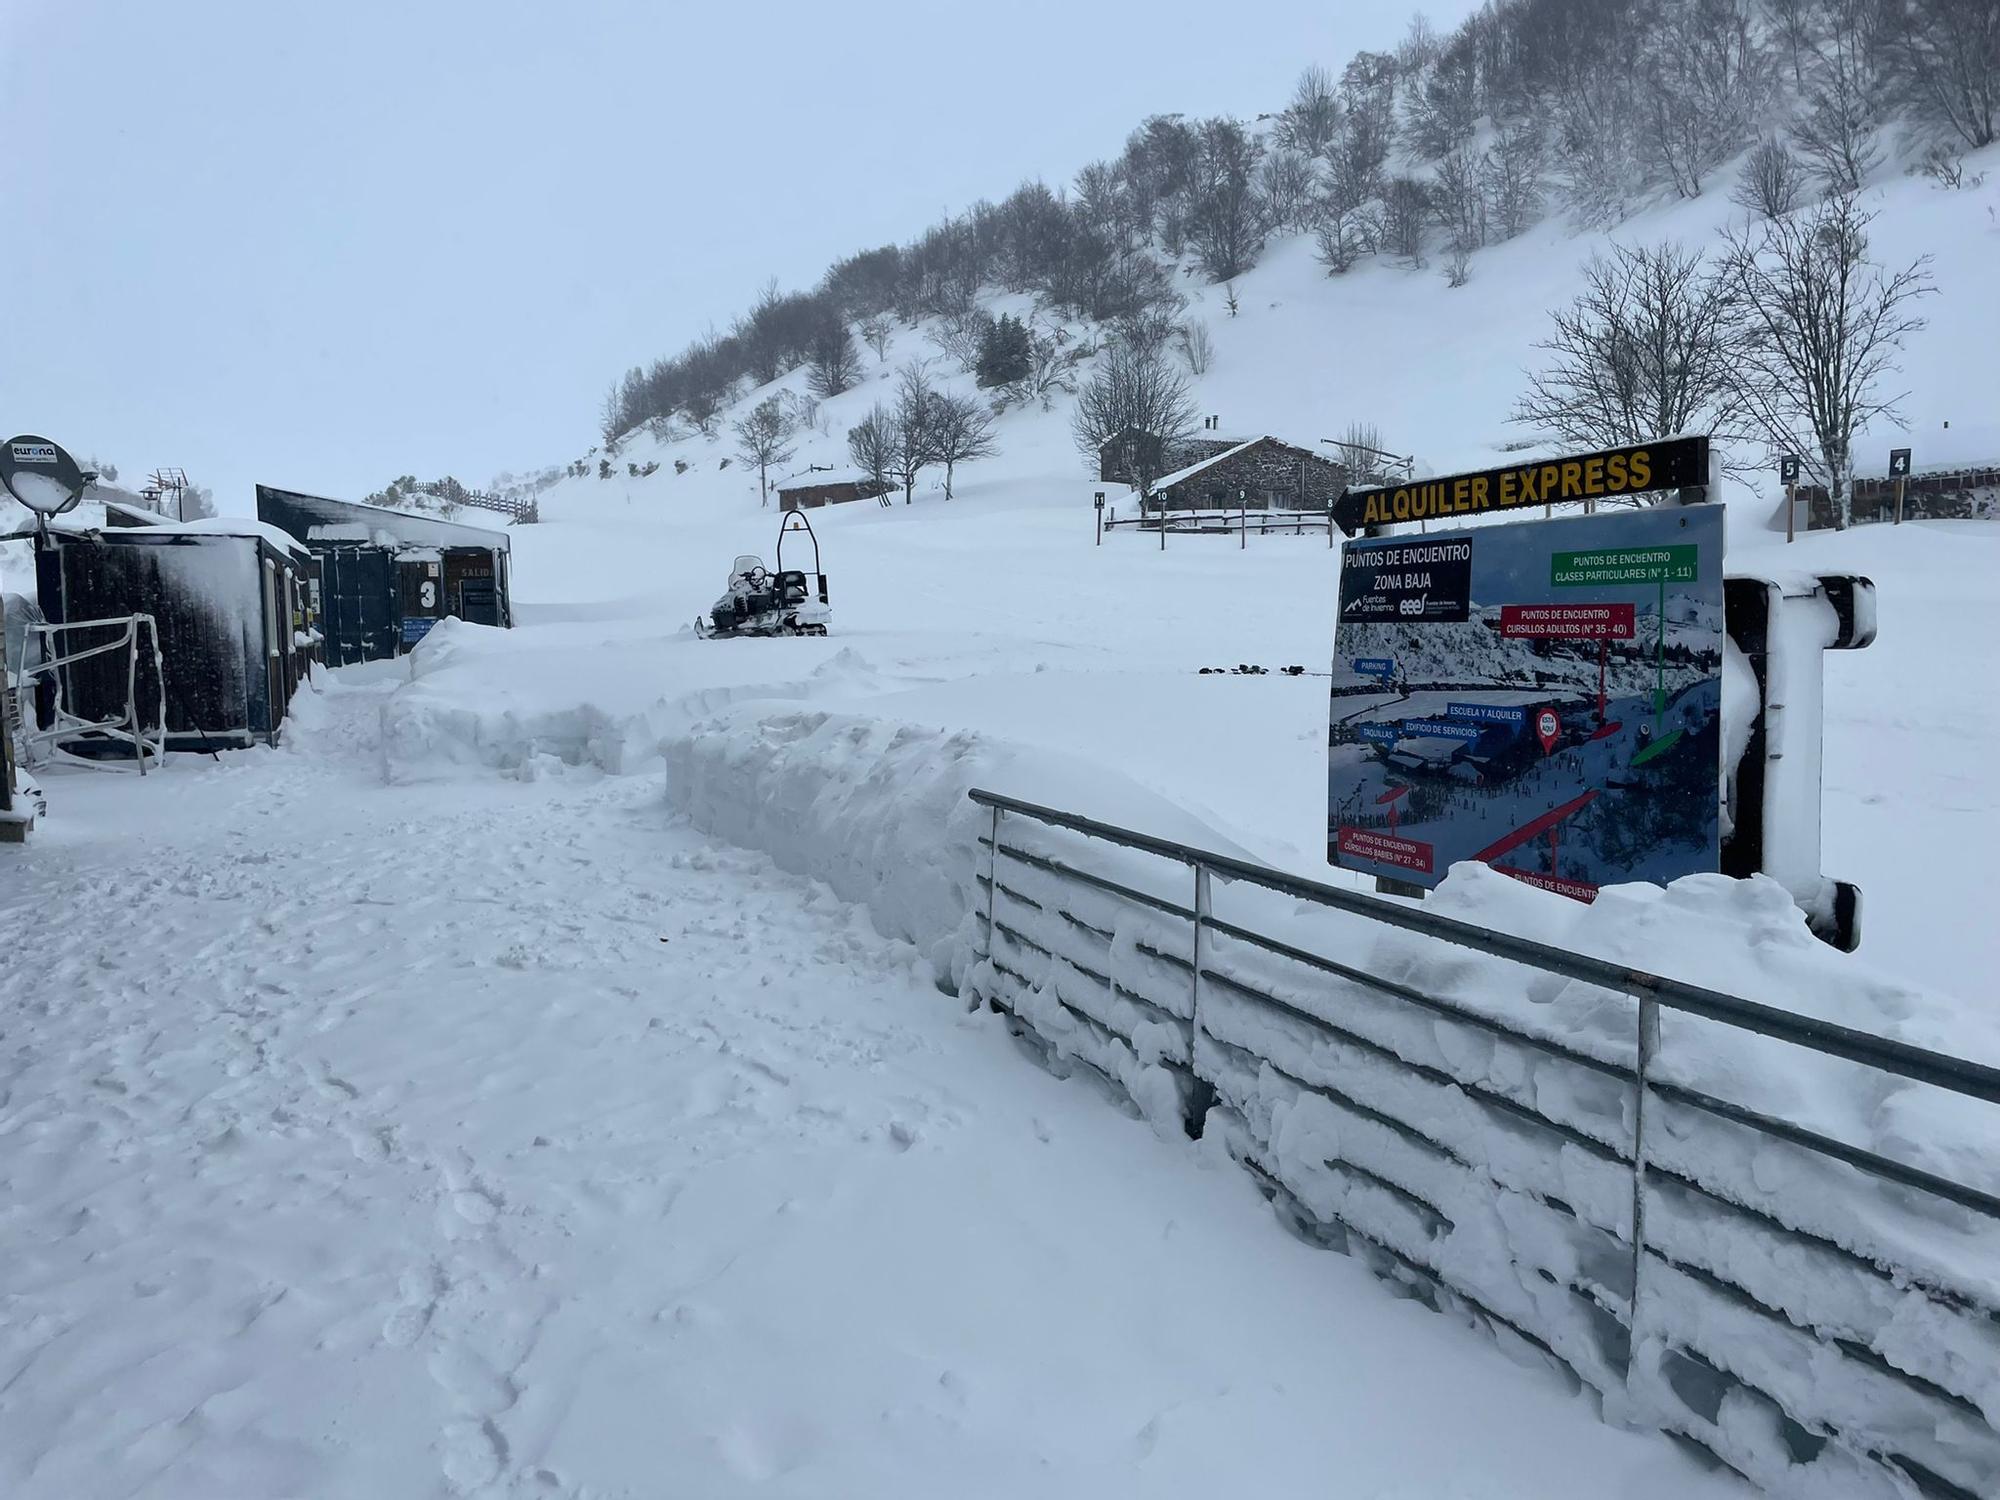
376, 618, 883, 782
661, 705, 1258, 979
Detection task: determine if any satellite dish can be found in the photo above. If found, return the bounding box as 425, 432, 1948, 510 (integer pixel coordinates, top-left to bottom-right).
0, 434, 88, 517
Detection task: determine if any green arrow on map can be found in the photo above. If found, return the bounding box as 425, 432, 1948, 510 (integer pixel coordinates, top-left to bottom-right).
1552, 543, 1697, 760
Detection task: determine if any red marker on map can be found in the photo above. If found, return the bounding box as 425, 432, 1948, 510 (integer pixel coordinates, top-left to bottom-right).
1377, 782, 1411, 831
1535, 708, 1561, 755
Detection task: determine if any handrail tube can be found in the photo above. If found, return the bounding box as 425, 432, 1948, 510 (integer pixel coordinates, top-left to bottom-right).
968, 788, 2000, 1106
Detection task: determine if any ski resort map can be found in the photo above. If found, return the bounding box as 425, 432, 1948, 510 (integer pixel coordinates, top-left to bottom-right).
1328, 505, 1725, 900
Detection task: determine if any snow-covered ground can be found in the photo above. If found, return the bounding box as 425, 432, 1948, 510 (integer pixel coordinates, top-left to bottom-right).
0, 675, 1745, 1498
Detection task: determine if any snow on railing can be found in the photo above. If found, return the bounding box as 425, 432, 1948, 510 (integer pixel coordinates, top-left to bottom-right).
964, 786, 2000, 1500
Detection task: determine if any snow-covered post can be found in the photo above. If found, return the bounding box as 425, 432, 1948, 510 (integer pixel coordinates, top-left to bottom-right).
1628, 996, 1660, 1330
0, 592, 17, 838
982, 804, 1002, 963
1190, 863, 1210, 1041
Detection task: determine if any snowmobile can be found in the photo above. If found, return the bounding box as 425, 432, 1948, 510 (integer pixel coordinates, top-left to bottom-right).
694, 509, 832, 638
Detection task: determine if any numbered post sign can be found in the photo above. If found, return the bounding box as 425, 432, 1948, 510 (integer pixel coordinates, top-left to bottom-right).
1779, 455, 1800, 484
1888, 448, 1912, 478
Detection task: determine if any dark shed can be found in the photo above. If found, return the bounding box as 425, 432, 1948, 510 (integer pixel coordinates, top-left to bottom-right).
775, 468, 894, 510
256, 485, 513, 665
33, 519, 314, 750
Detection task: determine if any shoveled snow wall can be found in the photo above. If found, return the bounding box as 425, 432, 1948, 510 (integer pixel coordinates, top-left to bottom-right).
664, 706, 2000, 1500
661, 704, 1266, 981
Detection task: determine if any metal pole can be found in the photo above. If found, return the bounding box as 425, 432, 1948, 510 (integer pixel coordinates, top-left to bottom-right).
1785, 481, 1796, 544
0, 593, 12, 820
1191, 862, 1211, 1067
1239, 491, 1246, 550
127, 620, 145, 776
1894, 475, 1906, 526
1159, 496, 1166, 552
983, 805, 1002, 962
1629, 996, 1660, 1325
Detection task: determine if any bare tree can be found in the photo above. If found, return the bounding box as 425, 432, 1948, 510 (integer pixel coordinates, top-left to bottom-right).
599, 383, 625, 445
889, 362, 945, 504
1717, 195, 1935, 525
1396, 12, 1440, 72
1256, 149, 1318, 234
1432, 144, 1485, 258
1313, 138, 1382, 272
1330, 422, 1395, 485
1188, 118, 1265, 282
1070, 342, 1198, 505
1481, 121, 1543, 241
805, 317, 862, 399
1881, 0, 1999, 150
1281, 64, 1341, 157
1382, 177, 1430, 266
1731, 136, 1808, 220
1313, 201, 1376, 274
733, 395, 798, 507
859, 315, 895, 362
1766, 0, 1817, 89
930, 392, 998, 500
1552, 70, 1638, 228
1640, 0, 1768, 200
1173, 320, 1214, 375
846, 405, 896, 488
1003, 324, 1078, 410
1513, 242, 1745, 487
928, 307, 992, 373
1793, 5, 1882, 193
683, 386, 723, 438
1113, 302, 1179, 359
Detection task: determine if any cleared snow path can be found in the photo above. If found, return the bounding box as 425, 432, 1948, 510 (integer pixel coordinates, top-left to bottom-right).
0, 673, 1742, 1499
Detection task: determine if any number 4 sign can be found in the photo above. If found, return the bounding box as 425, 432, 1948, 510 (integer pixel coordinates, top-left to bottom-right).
1890, 448, 1913, 525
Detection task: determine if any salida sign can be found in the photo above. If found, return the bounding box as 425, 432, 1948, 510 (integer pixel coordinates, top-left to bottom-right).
1331, 436, 1710, 536
1328, 503, 1725, 901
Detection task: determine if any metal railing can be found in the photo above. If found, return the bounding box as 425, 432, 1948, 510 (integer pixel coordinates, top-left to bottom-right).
16, 615, 167, 774
967, 785, 2000, 1497
1101, 507, 1339, 545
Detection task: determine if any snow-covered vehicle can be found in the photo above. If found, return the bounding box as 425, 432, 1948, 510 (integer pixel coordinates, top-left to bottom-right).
694, 510, 831, 638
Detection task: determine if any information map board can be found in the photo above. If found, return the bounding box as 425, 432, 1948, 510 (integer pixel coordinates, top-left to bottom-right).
1327, 505, 1725, 901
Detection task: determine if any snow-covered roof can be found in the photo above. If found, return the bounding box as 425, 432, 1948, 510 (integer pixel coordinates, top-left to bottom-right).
777, 467, 889, 491
256, 485, 511, 553
103, 500, 169, 527
24, 506, 310, 561
1151, 438, 1264, 493
170, 516, 315, 559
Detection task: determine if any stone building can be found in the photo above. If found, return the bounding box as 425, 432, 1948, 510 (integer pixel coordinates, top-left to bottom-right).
1146, 435, 1348, 511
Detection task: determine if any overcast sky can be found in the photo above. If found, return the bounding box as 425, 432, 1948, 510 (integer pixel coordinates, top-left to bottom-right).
1, 0, 1475, 512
